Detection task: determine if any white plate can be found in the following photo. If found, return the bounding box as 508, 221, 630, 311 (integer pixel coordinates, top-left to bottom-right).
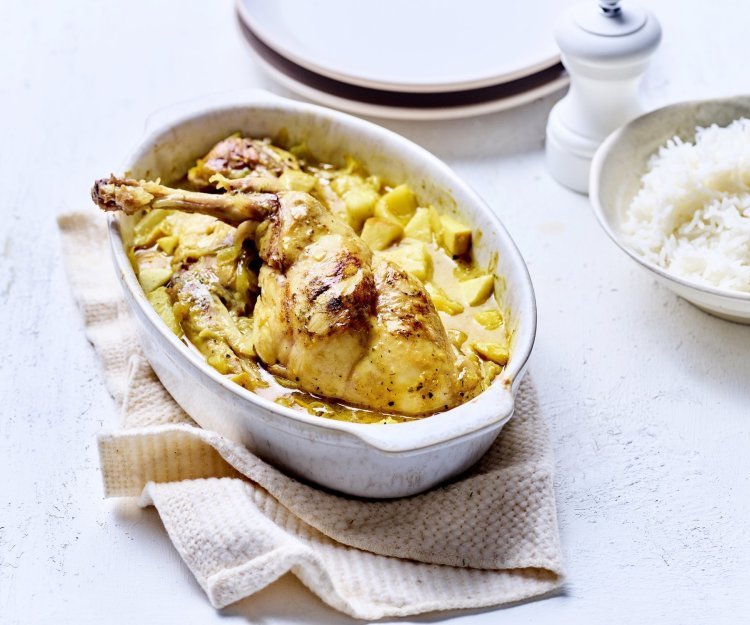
237, 0, 571, 94
239, 20, 569, 121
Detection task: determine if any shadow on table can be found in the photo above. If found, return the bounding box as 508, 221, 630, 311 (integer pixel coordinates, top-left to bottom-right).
218, 546, 566, 621
221, 574, 357, 623
266, 80, 565, 164
618, 276, 750, 407
372, 89, 565, 162
221, 574, 566, 624
111, 502, 210, 597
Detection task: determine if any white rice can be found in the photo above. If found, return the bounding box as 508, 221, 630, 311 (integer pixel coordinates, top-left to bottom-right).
622, 118, 750, 293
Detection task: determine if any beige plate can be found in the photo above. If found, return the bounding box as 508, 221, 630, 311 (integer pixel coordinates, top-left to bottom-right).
589, 95, 750, 324
237, 15, 569, 122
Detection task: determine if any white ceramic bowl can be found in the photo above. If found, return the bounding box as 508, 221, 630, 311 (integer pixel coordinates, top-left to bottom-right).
590, 95, 750, 324
108, 90, 537, 497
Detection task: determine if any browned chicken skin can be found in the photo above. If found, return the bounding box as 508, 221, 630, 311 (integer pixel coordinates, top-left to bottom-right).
188, 136, 301, 190
92, 168, 482, 415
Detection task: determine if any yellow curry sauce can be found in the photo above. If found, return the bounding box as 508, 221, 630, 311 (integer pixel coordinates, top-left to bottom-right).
128, 136, 510, 423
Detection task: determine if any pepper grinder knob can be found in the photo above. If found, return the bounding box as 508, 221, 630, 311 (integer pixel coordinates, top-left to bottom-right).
545, 0, 661, 193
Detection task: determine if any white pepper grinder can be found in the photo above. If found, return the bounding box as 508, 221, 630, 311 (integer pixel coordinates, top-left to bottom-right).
545, 0, 662, 193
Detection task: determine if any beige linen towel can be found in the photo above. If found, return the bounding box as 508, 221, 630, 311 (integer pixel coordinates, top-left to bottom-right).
58, 210, 564, 620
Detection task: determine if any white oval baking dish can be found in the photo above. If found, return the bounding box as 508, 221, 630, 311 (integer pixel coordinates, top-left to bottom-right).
108, 90, 537, 498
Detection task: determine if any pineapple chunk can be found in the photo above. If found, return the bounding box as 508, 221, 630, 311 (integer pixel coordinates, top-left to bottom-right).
344, 187, 380, 230
360, 218, 403, 251
441, 215, 472, 256
135, 249, 173, 293
460, 274, 494, 306
374, 184, 417, 225
156, 235, 179, 255
425, 283, 464, 315
207, 352, 233, 374
428, 206, 443, 238
472, 342, 509, 365
138, 266, 173, 293
403, 208, 433, 242
279, 169, 317, 192
381, 240, 431, 281
331, 174, 365, 196
147, 287, 182, 336
447, 329, 468, 348
373, 200, 402, 226
231, 371, 263, 391
133, 209, 171, 247
365, 174, 382, 190
473, 309, 503, 330
482, 361, 503, 387
342, 155, 365, 176
216, 244, 242, 266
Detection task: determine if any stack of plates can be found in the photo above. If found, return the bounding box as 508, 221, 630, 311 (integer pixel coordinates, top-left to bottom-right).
237, 0, 572, 120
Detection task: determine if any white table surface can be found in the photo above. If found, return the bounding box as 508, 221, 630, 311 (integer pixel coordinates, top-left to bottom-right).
2, 1, 749, 623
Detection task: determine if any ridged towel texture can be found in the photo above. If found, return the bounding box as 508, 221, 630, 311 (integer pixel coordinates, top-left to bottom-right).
58, 210, 564, 619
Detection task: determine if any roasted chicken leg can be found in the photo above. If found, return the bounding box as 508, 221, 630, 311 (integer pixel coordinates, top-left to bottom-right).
92, 177, 482, 415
